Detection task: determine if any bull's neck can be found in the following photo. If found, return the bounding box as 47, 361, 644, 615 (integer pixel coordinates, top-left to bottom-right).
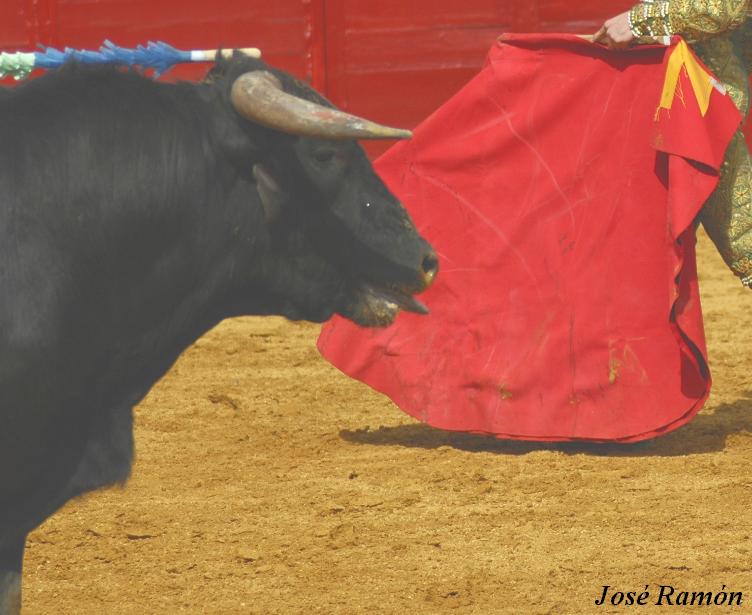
84, 175, 257, 407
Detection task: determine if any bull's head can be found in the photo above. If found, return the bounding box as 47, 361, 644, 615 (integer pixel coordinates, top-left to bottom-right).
213, 55, 438, 327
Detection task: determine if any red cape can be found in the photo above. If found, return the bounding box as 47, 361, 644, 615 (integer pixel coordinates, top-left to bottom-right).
318, 35, 742, 442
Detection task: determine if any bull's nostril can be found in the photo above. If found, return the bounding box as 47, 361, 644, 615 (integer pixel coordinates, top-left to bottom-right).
421, 252, 439, 287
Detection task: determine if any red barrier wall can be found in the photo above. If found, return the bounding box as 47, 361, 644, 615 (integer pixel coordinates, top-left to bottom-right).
1, 1, 748, 156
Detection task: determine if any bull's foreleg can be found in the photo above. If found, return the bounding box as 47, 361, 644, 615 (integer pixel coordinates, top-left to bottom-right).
0, 535, 25, 615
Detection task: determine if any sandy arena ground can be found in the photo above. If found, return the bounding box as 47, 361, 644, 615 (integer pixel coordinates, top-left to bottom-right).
21, 230, 752, 614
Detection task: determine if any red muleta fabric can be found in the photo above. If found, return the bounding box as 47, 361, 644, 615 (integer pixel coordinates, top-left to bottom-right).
318, 34, 742, 442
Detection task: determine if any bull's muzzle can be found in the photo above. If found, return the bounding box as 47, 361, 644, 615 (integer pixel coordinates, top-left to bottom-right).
420, 250, 439, 290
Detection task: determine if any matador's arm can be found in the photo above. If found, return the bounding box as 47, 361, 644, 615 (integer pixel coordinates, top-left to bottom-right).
629, 0, 749, 41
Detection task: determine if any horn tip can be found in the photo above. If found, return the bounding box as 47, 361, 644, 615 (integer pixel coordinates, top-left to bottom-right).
374, 128, 413, 140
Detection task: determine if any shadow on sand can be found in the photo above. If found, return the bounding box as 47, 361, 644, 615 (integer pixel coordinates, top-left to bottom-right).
340, 392, 752, 457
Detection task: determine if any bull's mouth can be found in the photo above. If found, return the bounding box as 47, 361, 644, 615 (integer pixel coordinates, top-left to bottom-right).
349, 283, 429, 327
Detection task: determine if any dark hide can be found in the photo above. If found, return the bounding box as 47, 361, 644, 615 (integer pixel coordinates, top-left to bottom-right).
0, 55, 436, 611
0, 537, 23, 615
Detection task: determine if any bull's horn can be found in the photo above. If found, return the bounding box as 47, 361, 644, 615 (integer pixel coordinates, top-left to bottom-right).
230, 71, 412, 140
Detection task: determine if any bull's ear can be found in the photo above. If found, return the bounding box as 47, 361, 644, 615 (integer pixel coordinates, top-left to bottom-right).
252, 164, 288, 223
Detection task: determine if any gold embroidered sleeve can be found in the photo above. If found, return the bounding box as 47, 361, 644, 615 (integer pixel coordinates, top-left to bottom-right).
630, 0, 749, 40
667, 0, 749, 41
630, 1, 673, 39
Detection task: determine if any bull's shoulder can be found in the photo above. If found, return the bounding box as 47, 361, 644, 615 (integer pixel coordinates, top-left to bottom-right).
0, 236, 71, 362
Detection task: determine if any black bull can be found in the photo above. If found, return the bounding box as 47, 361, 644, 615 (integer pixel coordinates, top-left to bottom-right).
0, 52, 437, 612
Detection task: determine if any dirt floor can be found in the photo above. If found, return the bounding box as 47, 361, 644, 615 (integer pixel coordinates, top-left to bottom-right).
21, 230, 752, 615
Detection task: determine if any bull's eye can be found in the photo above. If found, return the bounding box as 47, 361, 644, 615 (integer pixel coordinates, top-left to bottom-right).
312, 149, 336, 164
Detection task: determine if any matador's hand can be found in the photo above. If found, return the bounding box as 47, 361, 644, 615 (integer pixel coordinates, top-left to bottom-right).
594, 11, 635, 49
